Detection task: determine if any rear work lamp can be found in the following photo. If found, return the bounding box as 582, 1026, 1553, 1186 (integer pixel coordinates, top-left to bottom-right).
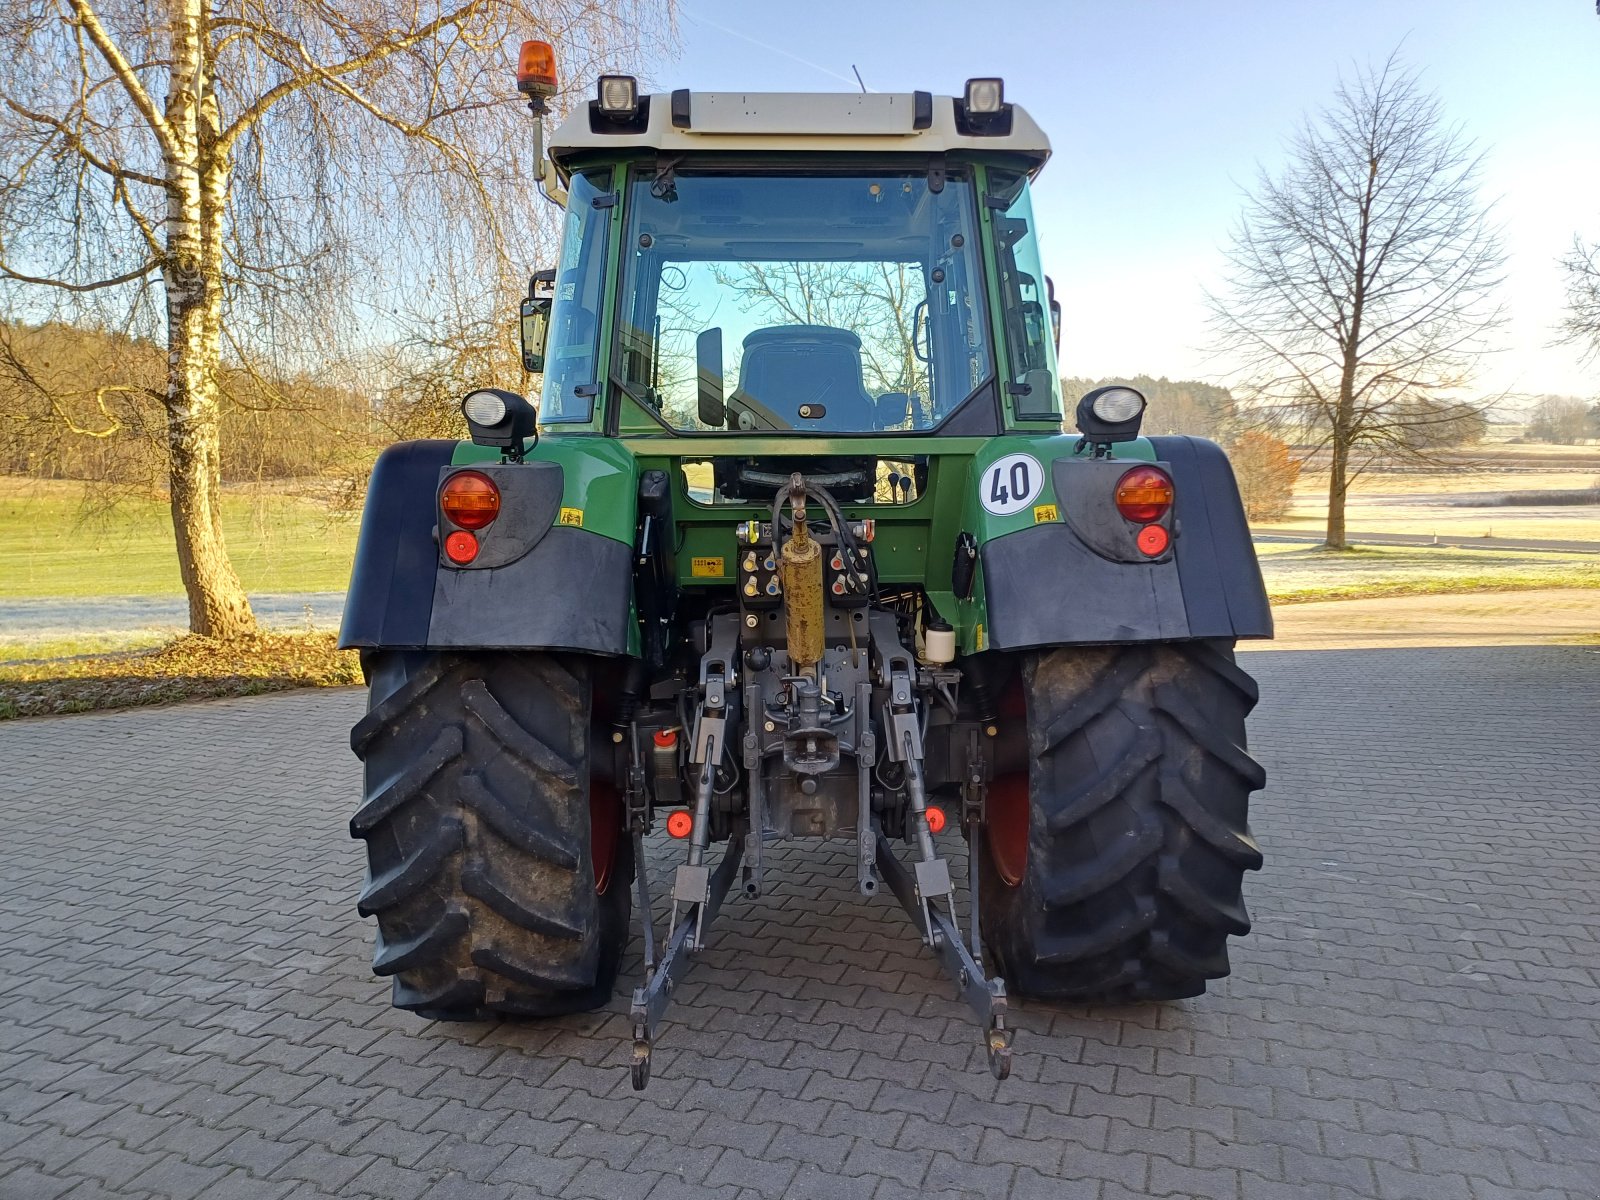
597, 75, 639, 114
964, 78, 1005, 114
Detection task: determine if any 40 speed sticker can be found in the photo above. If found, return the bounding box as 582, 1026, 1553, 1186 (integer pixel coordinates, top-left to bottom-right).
979, 452, 1045, 516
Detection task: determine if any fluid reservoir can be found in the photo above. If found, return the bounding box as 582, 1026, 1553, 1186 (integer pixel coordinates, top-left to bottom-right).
923, 617, 956, 665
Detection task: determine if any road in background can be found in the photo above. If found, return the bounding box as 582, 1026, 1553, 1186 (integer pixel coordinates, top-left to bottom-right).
1254, 529, 1600, 554
0, 593, 346, 640
1250, 588, 1599, 651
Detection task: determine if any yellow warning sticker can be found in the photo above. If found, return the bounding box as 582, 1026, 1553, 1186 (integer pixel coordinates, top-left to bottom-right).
690, 556, 726, 578
974, 623, 986, 652
558, 507, 583, 527
1033, 503, 1059, 524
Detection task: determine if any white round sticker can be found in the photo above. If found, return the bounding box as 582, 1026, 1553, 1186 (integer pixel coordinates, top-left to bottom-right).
979, 453, 1045, 516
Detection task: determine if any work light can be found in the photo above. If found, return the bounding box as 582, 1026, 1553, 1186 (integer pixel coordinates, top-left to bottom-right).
964, 78, 1004, 114
463, 390, 508, 427
1075, 385, 1147, 450
598, 75, 639, 115
1089, 387, 1145, 426
460, 387, 538, 455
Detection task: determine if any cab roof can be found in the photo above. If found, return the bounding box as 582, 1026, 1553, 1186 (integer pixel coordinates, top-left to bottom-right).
546, 90, 1051, 181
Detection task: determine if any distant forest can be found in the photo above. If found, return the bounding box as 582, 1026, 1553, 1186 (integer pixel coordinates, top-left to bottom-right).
1, 320, 375, 488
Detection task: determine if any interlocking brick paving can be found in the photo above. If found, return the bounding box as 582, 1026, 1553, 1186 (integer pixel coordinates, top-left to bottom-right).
2, 644, 1597, 1199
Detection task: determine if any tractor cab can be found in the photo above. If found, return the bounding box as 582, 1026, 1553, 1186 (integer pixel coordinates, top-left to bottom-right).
532, 79, 1062, 444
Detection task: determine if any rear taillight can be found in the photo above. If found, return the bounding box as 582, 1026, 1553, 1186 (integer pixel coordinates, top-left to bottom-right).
440, 470, 500, 529
1114, 466, 1174, 524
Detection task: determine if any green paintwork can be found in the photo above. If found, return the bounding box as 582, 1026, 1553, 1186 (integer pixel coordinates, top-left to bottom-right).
452, 436, 638, 546
954, 434, 1155, 653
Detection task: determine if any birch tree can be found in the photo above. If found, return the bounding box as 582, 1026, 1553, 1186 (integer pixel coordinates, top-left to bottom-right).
0, 0, 669, 636
1207, 54, 1504, 549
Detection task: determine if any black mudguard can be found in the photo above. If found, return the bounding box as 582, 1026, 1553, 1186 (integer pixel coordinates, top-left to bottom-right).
980, 435, 1272, 650
338, 440, 633, 655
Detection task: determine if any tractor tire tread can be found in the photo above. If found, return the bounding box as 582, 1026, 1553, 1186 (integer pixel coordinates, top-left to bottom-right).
982, 639, 1264, 1004
351, 650, 630, 1020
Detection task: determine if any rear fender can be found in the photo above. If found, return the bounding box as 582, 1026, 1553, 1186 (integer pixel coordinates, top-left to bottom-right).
960, 434, 1271, 651
339, 438, 639, 655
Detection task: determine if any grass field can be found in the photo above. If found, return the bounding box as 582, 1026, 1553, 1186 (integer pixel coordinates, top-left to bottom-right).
1277, 444, 1600, 543
0, 477, 358, 598
1256, 542, 1600, 603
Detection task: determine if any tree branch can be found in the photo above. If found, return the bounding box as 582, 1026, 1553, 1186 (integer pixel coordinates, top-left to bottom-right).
67, 0, 177, 158
0, 258, 157, 292
217, 0, 486, 153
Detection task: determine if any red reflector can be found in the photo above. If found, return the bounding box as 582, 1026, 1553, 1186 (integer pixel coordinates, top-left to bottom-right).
666, 810, 693, 839
1137, 524, 1170, 557
443, 529, 479, 564
1115, 465, 1174, 523
440, 470, 500, 530
925, 805, 946, 834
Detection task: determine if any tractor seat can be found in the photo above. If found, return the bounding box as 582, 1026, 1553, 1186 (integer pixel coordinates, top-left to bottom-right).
733, 326, 877, 431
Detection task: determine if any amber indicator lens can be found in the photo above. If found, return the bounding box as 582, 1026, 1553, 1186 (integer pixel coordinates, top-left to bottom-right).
440, 471, 500, 530
1114, 465, 1174, 524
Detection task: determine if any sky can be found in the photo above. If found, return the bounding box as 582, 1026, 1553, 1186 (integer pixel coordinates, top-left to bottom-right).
652, 0, 1600, 403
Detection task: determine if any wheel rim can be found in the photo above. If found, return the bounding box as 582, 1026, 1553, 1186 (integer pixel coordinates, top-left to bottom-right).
987, 771, 1029, 887
986, 676, 1030, 888
590, 780, 622, 895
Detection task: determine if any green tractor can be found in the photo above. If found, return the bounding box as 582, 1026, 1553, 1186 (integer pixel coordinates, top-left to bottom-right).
341, 56, 1271, 1089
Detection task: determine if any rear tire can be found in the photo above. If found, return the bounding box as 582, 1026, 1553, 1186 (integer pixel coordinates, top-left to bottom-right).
980, 640, 1264, 1003
350, 650, 632, 1019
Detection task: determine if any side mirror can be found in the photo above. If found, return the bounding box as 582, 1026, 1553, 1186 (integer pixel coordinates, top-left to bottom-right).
520, 269, 555, 373
876, 392, 912, 429
1014, 367, 1058, 419
1046, 276, 1062, 351
519, 298, 550, 373
696, 328, 726, 428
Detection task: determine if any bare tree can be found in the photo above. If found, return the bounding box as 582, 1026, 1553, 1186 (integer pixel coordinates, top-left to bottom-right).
1208, 53, 1504, 549
1525, 394, 1591, 445
0, 0, 669, 636
1559, 235, 1600, 363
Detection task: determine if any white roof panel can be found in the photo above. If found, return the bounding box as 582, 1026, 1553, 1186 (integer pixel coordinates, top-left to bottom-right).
546, 91, 1050, 179
687, 92, 925, 136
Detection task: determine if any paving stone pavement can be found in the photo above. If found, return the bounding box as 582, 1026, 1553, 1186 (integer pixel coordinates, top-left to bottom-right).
2, 644, 1598, 1200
